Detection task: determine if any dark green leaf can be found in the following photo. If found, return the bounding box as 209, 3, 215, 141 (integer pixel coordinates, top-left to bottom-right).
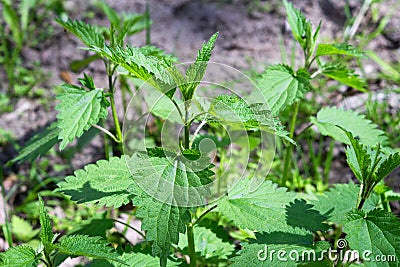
0, 245, 39, 267
310, 183, 380, 224
320, 62, 367, 91
316, 43, 365, 58
310, 106, 387, 146
57, 235, 123, 263
56, 18, 104, 47
256, 64, 311, 114
283, 0, 309, 49
56, 156, 136, 208
344, 209, 400, 267
8, 123, 60, 165
217, 179, 296, 232
56, 84, 109, 149
183, 32, 218, 100
134, 196, 191, 267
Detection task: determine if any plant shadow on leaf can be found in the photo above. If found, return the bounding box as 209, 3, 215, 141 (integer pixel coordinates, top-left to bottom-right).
251, 230, 313, 246
60, 181, 133, 204
285, 199, 330, 232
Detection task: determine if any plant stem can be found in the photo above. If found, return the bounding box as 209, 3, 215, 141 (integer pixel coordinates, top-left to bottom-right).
114, 219, 146, 239
92, 124, 120, 143
187, 223, 197, 267
184, 103, 190, 149
145, 0, 151, 45
193, 204, 218, 226
108, 74, 123, 147
281, 101, 300, 185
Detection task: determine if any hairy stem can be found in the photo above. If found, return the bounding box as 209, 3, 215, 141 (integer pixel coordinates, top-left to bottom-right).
281, 101, 300, 185
187, 223, 197, 267
108, 74, 123, 147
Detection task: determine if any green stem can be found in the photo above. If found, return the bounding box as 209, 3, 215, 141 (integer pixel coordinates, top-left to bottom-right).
108, 75, 123, 146
193, 205, 217, 226
187, 223, 197, 267
281, 101, 300, 185
145, 0, 151, 45
184, 103, 190, 149
356, 183, 364, 209
114, 219, 146, 239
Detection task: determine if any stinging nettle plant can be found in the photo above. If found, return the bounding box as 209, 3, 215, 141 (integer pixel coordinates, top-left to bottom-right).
2, 1, 400, 267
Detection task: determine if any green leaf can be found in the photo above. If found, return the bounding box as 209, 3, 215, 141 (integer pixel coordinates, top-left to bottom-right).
310, 183, 380, 224
139, 45, 178, 63
69, 55, 101, 72
310, 107, 387, 147
316, 43, 365, 58
178, 226, 235, 260
134, 195, 191, 267
11, 215, 39, 242
128, 154, 213, 207
0, 245, 39, 267
256, 64, 311, 114
2, 1, 22, 46
56, 84, 109, 150
38, 195, 54, 246
231, 228, 314, 267
320, 62, 367, 91
56, 235, 123, 263
344, 209, 400, 267
8, 123, 60, 165
108, 252, 179, 267
283, 0, 309, 49
208, 95, 295, 144
375, 152, 400, 183
217, 179, 296, 232
20, 0, 35, 32
56, 156, 135, 208
55, 18, 105, 47
88, 45, 174, 90
183, 32, 218, 100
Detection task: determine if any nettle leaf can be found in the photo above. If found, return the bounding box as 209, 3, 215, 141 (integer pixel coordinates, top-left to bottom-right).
11, 215, 39, 242
128, 154, 213, 207
56, 235, 122, 263
283, 0, 309, 49
217, 179, 296, 232
183, 32, 218, 100
316, 43, 365, 58
208, 94, 295, 144
178, 226, 235, 260
319, 62, 367, 91
139, 45, 178, 63
256, 64, 311, 114
310, 183, 380, 224
39, 195, 54, 246
55, 18, 104, 47
344, 209, 400, 267
8, 123, 60, 165
231, 228, 315, 267
375, 152, 400, 183
56, 84, 109, 150
310, 106, 387, 147
56, 156, 135, 208
88, 45, 174, 90
134, 195, 191, 267
0, 245, 39, 267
